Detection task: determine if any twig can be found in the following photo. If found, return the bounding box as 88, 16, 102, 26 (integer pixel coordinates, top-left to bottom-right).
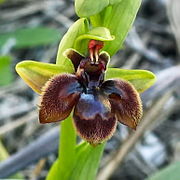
0, 110, 36, 136
31, 158, 46, 180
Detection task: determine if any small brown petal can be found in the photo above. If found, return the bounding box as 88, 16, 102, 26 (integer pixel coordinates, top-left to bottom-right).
64, 49, 85, 71
73, 91, 117, 145
99, 51, 110, 68
101, 79, 142, 130
39, 74, 82, 123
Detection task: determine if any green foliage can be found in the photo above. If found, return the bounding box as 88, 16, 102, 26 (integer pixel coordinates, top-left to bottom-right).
56, 18, 89, 65
106, 68, 156, 93
0, 141, 9, 161
0, 56, 13, 86
75, 0, 122, 17
147, 162, 180, 180
0, 0, 5, 4
47, 118, 104, 180
75, 0, 109, 17
47, 129, 104, 180
0, 27, 60, 49
76, 0, 141, 56
90, 0, 142, 56
69, 142, 105, 180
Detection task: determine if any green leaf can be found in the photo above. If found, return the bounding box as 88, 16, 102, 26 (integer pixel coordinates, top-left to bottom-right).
46, 159, 59, 180
47, 134, 105, 180
106, 68, 156, 93
16, 60, 73, 94
90, 0, 142, 56
56, 18, 89, 65
147, 162, 180, 180
74, 27, 115, 54
0, 56, 13, 86
75, 0, 122, 17
75, 0, 109, 17
0, 27, 60, 49
69, 142, 105, 180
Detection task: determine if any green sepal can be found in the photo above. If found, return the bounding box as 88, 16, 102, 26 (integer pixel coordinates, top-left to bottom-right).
74, 27, 115, 55
90, 0, 142, 56
75, 0, 122, 17
16, 61, 74, 94
56, 18, 89, 65
105, 68, 156, 93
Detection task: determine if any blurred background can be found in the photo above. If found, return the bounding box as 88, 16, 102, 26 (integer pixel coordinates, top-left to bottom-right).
0, 0, 180, 179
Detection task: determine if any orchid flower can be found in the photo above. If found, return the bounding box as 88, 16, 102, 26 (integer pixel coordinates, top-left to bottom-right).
16, 39, 155, 145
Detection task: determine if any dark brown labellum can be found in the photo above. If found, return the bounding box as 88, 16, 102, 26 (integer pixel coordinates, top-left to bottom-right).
73, 91, 117, 145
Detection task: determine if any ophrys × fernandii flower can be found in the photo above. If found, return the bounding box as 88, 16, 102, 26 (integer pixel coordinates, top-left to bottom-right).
38, 40, 142, 145
16, 39, 156, 145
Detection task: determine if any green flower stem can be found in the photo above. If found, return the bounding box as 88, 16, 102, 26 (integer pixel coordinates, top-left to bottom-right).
57, 116, 76, 179
46, 116, 76, 180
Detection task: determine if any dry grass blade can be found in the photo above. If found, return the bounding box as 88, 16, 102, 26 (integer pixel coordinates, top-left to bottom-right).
0, 110, 36, 136
31, 159, 46, 179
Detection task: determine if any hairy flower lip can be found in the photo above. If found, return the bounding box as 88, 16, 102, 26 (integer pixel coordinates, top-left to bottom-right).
74, 113, 117, 145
